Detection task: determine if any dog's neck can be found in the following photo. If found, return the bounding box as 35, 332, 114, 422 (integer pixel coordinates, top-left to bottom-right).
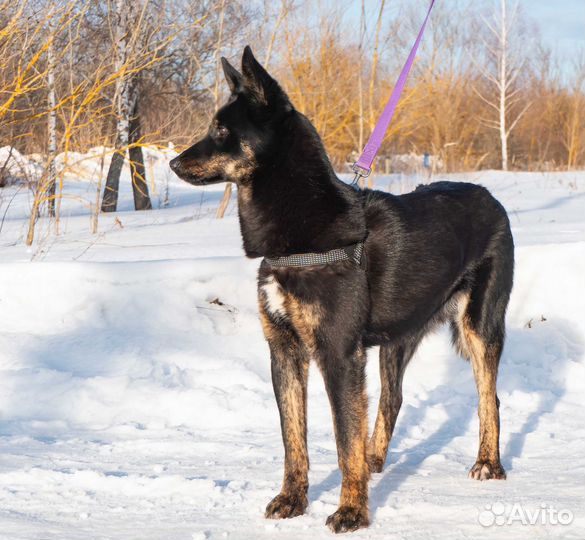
236, 113, 366, 259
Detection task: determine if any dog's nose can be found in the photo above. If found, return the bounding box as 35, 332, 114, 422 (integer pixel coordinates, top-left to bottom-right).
169, 157, 182, 174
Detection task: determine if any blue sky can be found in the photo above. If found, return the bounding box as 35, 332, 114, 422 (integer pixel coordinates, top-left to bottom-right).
529, 0, 584, 58
342, 0, 584, 78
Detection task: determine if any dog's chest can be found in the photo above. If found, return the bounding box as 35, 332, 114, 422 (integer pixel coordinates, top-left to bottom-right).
258, 275, 322, 355
261, 276, 287, 318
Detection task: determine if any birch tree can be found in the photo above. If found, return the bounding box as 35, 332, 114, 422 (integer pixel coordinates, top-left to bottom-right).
473, 0, 531, 170
46, 20, 57, 217
214, 0, 231, 219
101, 0, 131, 212
101, 0, 151, 212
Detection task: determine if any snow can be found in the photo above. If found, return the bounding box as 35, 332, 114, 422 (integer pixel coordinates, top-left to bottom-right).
0, 147, 44, 183
0, 153, 584, 539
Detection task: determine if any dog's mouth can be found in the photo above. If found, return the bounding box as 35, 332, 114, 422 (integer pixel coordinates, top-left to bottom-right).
169, 158, 225, 185
179, 172, 225, 186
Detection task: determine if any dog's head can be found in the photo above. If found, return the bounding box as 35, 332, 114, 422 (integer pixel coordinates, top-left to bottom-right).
169, 46, 293, 186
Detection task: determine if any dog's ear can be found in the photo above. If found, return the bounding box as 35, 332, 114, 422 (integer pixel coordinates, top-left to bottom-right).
221, 57, 244, 94
241, 45, 292, 113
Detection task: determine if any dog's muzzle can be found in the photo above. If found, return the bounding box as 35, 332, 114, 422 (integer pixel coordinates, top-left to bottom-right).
169, 157, 183, 175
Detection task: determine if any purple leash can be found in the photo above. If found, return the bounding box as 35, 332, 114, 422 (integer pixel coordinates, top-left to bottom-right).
352, 0, 435, 185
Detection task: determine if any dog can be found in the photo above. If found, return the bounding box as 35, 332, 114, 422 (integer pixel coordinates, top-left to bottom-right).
170, 46, 514, 533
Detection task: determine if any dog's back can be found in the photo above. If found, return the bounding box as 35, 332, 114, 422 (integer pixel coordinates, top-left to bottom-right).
361, 181, 513, 345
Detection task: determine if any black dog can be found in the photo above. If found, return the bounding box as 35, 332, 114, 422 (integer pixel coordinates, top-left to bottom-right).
170, 46, 514, 533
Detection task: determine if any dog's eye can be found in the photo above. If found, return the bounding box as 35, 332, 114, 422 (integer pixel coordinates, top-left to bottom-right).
216, 126, 229, 140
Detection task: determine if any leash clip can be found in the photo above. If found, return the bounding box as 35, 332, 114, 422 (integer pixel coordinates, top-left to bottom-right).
350, 162, 371, 187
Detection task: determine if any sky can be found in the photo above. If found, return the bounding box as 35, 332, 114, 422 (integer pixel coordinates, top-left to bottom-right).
529, 0, 584, 61
343, 0, 584, 79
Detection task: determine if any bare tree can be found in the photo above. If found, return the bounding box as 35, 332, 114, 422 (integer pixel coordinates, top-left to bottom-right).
563, 54, 585, 170
101, 0, 132, 212
128, 87, 152, 210
473, 0, 531, 170
213, 0, 232, 219
263, 0, 293, 69
368, 0, 386, 132
101, 0, 152, 212
357, 0, 366, 155
46, 16, 57, 217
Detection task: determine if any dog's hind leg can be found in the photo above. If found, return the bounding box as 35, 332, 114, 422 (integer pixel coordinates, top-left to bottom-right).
454, 256, 512, 480
261, 309, 310, 519
367, 342, 417, 473
321, 346, 370, 533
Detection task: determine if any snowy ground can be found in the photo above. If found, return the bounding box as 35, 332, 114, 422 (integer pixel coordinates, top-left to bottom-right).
0, 156, 584, 539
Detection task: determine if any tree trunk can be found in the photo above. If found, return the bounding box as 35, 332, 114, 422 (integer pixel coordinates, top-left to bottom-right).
101, 150, 125, 212
474, 0, 529, 172
214, 0, 233, 218
499, 0, 508, 171
101, 0, 131, 213
357, 0, 365, 153
128, 97, 152, 210
357, 0, 366, 189
216, 183, 232, 218
47, 37, 57, 217
368, 0, 386, 130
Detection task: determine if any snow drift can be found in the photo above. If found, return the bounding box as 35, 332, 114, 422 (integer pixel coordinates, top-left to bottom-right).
0, 166, 584, 539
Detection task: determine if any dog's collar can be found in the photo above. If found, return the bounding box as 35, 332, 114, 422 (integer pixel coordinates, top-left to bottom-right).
264, 242, 364, 269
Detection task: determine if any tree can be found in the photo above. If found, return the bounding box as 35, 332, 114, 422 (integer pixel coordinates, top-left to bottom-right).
563, 56, 585, 170
46, 15, 57, 217
128, 90, 152, 210
101, 0, 132, 212
473, 0, 531, 171
101, 0, 152, 212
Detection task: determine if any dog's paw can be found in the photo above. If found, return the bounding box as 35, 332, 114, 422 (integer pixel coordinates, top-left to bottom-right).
265, 492, 307, 519
468, 460, 506, 480
366, 453, 385, 474
326, 506, 369, 533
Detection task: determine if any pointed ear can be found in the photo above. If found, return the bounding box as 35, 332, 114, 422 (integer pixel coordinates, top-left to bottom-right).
241, 45, 292, 111
221, 57, 243, 94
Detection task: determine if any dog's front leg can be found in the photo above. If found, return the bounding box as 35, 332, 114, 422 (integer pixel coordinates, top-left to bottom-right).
263, 320, 310, 520
322, 347, 370, 533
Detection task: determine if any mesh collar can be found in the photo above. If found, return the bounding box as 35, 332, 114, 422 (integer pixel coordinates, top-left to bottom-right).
264, 242, 364, 268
